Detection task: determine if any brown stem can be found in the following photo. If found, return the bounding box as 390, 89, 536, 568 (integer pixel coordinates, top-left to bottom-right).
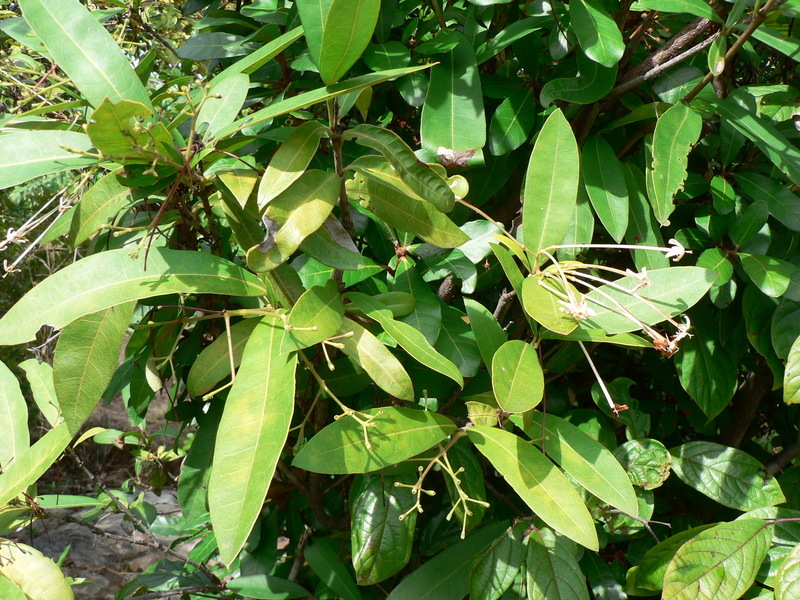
67, 449, 219, 582
765, 442, 799, 475
718, 359, 773, 448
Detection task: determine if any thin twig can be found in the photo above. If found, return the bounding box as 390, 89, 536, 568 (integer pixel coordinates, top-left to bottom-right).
67, 449, 218, 581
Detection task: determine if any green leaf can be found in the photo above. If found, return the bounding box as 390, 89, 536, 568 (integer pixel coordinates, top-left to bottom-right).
226, 575, 310, 599
785, 335, 800, 405
247, 170, 339, 272
771, 300, 800, 359
444, 440, 487, 532
19, 360, 60, 428
671, 441, 786, 510
20, 0, 151, 109
578, 267, 715, 335
212, 26, 305, 85
421, 31, 486, 152
257, 121, 329, 209
467, 425, 599, 550
696, 248, 734, 287
0, 575, 28, 600
748, 25, 800, 63
208, 316, 297, 566
663, 519, 772, 600
633, 0, 723, 21
53, 302, 135, 435
526, 528, 589, 600
570, 0, 625, 67
293, 407, 456, 474
197, 73, 249, 141
732, 201, 769, 247
0, 361, 29, 470
488, 88, 537, 156
514, 411, 638, 515
464, 298, 507, 368
305, 539, 364, 600
775, 543, 800, 600
386, 523, 507, 600
348, 172, 469, 248
0, 424, 71, 506
347, 293, 463, 386
344, 124, 455, 212
476, 17, 549, 64
218, 65, 430, 138
350, 472, 417, 585
522, 109, 580, 254
646, 102, 702, 226
282, 280, 345, 352
435, 305, 482, 378
740, 253, 791, 298
186, 318, 260, 398
0, 131, 96, 191
470, 523, 527, 600
86, 98, 175, 161
69, 168, 138, 246
736, 172, 800, 232
625, 524, 715, 594
613, 438, 672, 490
0, 249, 265, 346
393, 264, 442, 345
338, 317, 415, 400
177, 401, 223, 522
582, 136, 628, 243
709, 97, 800, 187
298, 0, 379, 84
623, 162, 670, 272
0, 540, 75, 600
491, 340, 543, 413
540, 52, 618, 107
521, 275, 580, 335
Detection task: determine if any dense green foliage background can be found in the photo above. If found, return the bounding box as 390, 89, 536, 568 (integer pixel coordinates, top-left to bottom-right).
1, 0, 799, 599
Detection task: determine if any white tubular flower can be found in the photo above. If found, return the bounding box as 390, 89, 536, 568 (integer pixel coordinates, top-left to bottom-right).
626, 267, 650, 290
665, 239, 690, 261
558, 296, 596, 321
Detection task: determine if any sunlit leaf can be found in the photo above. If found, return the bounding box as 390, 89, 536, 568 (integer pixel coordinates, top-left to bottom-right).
491, 340, 543, 413
663, 519, 772, 600
0, 249, 265, 346
0, 361, 28, 470
522, 109, 580, 254
293, 407, 456, 474
468, 425, 599, 550
53, 302, 136, 435
208, 316, 298, 565
0, 131, 96, 191
0, 540, 74, 600
671, 441, 786, 510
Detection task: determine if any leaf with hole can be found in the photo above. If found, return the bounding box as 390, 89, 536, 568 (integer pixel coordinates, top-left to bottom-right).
646, 102, 702, 226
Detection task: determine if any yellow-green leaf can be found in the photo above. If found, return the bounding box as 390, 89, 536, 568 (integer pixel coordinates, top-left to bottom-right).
208, 316, 297, 565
